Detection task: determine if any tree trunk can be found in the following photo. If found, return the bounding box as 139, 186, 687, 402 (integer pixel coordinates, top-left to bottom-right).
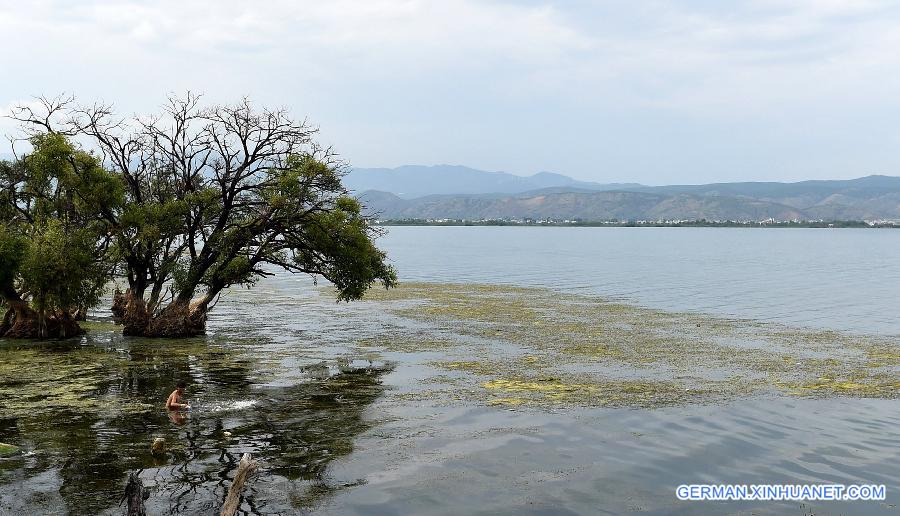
145, 298, 207, 337
112, 290, 208, 337
113, 289, 151, 336
73, 306, 88, 321
0, 300, 84, 339
0, 306, 13, 336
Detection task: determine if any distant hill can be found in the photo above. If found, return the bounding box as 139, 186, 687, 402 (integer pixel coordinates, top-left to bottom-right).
625, 175, 900, 220
358, 174, 900, 222
6, 150, 898, 221
344, 165, 640, 198
360, 190, 808, 221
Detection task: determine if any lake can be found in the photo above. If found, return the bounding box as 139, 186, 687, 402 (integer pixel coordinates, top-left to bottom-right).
378, 226, 900, 335
0, 227, 897, 515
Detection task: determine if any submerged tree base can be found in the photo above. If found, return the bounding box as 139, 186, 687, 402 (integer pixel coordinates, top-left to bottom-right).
112, 290, 207, 337
144, 300, 207, 338
0, 305, 84, 339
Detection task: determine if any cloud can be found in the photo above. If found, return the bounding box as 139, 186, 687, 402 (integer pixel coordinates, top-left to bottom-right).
2, 1, 900, 182
3, 1, 589, 64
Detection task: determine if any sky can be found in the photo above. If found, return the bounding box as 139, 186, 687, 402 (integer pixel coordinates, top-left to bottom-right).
2, 0, 900, 185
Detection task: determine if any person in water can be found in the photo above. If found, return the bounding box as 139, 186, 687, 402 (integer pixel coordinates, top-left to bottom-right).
166, 380, 191, 411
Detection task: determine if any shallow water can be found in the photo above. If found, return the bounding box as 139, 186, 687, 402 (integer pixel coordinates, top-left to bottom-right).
1, 227, 898, 515
324, 398, 900, 515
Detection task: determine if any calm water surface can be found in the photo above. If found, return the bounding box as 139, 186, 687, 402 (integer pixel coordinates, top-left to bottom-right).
379, 226, 900, 335
0, 227, 897, 515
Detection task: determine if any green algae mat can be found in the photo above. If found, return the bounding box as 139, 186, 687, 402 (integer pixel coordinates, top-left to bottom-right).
359, 282, 900, 408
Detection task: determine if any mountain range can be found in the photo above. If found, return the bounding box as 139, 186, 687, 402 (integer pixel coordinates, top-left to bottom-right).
5, 153, 898, 221
347, 166, 900, 222
344, 165, 641, 198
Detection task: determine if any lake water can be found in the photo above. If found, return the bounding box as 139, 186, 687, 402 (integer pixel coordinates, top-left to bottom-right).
378, 226, 900, 335
0, 227, 898, 515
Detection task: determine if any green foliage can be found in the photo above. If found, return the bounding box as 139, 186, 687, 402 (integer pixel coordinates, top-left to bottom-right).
0, 161, 24, 222
20, 220, 104, 313
0, 224, 27, 286
185, 149, 395, 303
209, 255, 255, 288
16, 133, 124, 224
68, 156, 124, 215
120, 199, 189, 245
8, 97, 396, 336
0, 133, 120, 323
293, 194, 397, 301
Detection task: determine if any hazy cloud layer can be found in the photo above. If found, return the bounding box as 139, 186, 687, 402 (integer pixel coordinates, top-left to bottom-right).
2, 0, 899, 183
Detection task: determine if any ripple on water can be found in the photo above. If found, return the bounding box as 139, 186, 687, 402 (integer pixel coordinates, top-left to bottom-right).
302, 397, 898, 515
1, 262, 898, 515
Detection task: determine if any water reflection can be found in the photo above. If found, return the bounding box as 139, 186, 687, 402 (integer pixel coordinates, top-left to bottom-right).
0, 332, 390, 515
168, 411, 188, 426
4, 236, 898, 516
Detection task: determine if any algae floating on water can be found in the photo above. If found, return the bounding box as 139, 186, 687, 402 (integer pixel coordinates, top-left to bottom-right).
360, 282, 900, 407
0, 442, 19, 457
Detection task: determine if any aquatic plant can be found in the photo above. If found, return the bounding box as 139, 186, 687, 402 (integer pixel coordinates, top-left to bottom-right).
361, 282, 900, 407
0, 442, 18, 456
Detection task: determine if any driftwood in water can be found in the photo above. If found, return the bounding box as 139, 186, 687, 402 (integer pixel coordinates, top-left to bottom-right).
221, 453, 258, 516
124, 472, 149, 516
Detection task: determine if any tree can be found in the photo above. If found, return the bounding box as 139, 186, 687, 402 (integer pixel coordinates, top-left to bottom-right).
10, 94, 396, 337
0, 132, 120, 338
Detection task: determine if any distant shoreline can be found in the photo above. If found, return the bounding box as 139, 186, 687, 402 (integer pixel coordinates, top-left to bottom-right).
374, 219, 899, 228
